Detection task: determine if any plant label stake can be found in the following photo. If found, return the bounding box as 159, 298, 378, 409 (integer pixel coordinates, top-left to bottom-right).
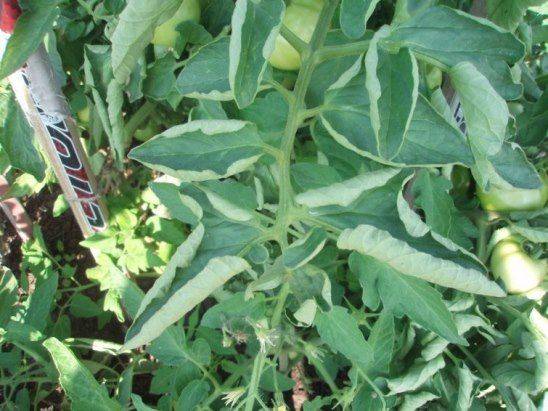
0, 0, 107, 238
444, 0, 486, 133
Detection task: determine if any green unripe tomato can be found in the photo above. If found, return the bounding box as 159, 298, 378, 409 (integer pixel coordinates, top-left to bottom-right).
477, 175, 548, 212
77, 106, 90, 124
426, 66, 442, 90
491, 238, 546, 294
269, 0, 324, 71
151, 0, 200, 47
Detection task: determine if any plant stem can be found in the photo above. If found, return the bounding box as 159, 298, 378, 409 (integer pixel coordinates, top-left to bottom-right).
458, 346, 517, 411
316, 39, 372, 62
60, 283, 96, 293
476, 214, 490, 263
280, 25, 308, 54
308, 356, 338, 393
275, 0, 339, 246
124, 101, 157, 141
357, 368, 387, 411
244, 352, 267, 411
272, 282, 291, 328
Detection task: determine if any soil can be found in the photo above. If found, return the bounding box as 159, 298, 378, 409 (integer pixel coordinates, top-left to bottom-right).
0, 185, 327, 409
0, 185, 134, 409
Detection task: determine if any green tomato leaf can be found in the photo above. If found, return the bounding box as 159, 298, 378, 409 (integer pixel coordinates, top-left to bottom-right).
150, 182, 203, 226
0, 268, 18, 328
111, 0, 180, 84
22, 270, 58, 332
106, 79, 126, 166
472, 140, 543, 191
492, 360, 536, 392
143, 54, 178, 101
0, 93, 45, 181
400, 392, 439, 411
129, 120, 266, 182
69, 294, 102, 319
365, 312, 395, 377
339, 0, 380, 39
134, 224, 204, 320
412, 170, 477, 250
176, 380, 210, 410
365, 28, 418, 160
321, 70, 473, 166
384, 6, 525, 99
190, 100, 228, 121
450, 62, 509, 157
229, 0, 285, 108
338, 224, 504, 297
350, 253, 464, 345
388, 356, 445, 394
201, 292, 266, 329
487, 0, 545, 31
43, 337, 122, 411
315, 305, 373, 366
176, 37, 232, 100
455, 365, 480, 411
0, 0, 60, 80
295, 168, 401, 208
124, 255, 250, 349
198, 180, 257, 222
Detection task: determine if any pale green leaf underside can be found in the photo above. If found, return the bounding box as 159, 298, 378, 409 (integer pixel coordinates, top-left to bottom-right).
124, 255, 250, 349
43, 337, 122, 411
295, 168, 401, 208
129, 120, 265, 182
135, 224, 205, 319
400, 392, 439, 411
337, 224, 504, 296
111, 0, 180, 84
450, 62, 509, 157
365, 28, 418, 160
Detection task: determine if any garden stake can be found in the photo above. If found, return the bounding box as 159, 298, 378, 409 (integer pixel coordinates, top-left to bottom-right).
0, 0, 107, 238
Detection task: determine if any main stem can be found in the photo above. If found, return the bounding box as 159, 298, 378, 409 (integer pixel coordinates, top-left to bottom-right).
243, 3, 340, 410
275, 0, 340, 247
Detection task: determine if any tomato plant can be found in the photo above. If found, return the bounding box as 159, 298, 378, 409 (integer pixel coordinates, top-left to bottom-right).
0, 0, 547, 410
